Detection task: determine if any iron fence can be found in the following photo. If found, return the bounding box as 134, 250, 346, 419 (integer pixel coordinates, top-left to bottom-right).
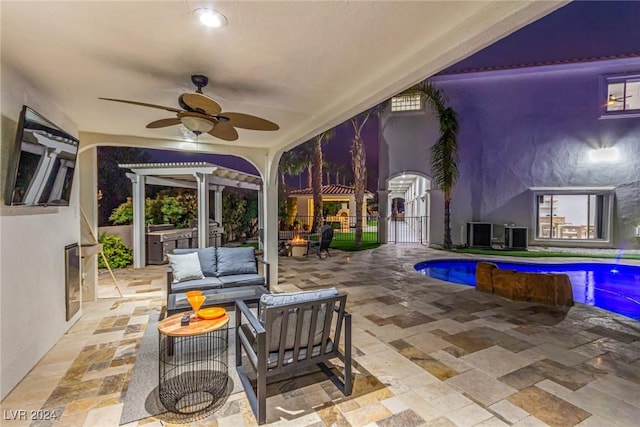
280, 215, 379, 242
387, 215, 429, 244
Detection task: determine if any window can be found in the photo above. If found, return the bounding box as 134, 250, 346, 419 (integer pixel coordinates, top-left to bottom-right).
533, 189, 614, 241
604, 75, 640, 114
391, 92, 422, 112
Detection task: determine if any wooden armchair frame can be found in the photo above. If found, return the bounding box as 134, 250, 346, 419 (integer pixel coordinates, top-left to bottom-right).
235, 294, 352, 424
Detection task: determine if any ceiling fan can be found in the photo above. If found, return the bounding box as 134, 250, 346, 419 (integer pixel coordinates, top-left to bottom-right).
100, 75, 279, 141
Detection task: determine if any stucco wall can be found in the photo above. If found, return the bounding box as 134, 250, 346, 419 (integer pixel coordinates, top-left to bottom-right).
0, 64, 82, 398
381, 58, 640, 249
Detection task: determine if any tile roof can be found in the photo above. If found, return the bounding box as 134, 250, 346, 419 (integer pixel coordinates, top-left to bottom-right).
289, 184, 374, 197
437, 53, 640, 76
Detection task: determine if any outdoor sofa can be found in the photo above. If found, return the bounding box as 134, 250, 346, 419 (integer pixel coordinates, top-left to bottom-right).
166, 246, 269, 307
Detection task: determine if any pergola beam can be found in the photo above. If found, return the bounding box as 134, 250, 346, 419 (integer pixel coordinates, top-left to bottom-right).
144, 176, 222, 191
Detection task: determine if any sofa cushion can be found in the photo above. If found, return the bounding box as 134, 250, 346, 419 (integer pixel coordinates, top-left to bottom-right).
216, 247, 257, 277
173, 247, 217, 277
170, 276, 224, 293
218, 274, 265, 288
167, 252, 204, 283
258, 288, 340, 352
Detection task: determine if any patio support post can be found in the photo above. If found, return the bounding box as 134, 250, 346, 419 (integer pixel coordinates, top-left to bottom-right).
257, 188, 264, 249
213, 187, 224, 226
195, 172, 210, 248
378, 190, 388, 243
127, 172, 146, 268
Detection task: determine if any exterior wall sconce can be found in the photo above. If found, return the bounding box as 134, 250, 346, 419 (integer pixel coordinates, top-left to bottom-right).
588, 147, 619, 163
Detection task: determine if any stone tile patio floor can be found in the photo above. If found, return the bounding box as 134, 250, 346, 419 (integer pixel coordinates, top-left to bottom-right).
2, 245, 640, 426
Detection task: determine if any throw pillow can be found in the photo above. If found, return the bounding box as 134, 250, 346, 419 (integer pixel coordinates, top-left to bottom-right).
167, 252, 205, 283
216, 247, 258, 277
173, 247, 217, 276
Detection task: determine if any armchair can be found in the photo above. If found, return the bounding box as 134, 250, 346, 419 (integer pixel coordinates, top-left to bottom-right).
235, 288, 352, 424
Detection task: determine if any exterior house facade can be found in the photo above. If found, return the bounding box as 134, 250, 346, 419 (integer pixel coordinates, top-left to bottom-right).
288, 184, 373, 230
379, 56, 640, 249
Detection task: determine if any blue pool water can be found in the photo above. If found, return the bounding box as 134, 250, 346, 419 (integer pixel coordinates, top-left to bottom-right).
414, 259, 640, 320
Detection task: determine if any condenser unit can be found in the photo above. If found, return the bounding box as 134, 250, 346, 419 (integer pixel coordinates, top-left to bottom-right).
466, 222, 493, 248
505, 226, 528, 249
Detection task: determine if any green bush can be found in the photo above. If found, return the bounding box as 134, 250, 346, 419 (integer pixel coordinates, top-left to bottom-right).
109, 192, 198, 228
109, 197, 134, 225
98, 233, 133, 269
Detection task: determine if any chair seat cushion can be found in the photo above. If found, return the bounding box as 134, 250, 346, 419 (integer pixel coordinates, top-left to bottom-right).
170, 276, 224, 293
258, 288, 339, 324
218, 274, 265, 288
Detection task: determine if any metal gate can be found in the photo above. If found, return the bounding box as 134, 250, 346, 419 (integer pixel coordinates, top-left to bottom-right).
388, 216, 428, 244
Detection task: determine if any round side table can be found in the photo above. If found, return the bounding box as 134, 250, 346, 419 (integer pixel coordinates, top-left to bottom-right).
157, 311, 229, 414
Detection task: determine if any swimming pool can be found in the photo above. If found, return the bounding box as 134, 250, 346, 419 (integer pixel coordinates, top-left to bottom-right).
414, 259, 640, 321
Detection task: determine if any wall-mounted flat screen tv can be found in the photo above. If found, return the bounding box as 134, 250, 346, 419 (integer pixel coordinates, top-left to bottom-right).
5, 106, 79, 206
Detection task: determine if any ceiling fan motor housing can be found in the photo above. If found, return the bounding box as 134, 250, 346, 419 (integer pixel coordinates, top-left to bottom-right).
191, 74, 209, 92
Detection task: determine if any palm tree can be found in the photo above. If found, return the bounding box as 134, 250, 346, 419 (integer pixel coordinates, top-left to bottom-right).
418, 82, 459, 249
312, 130, 334, 232
296, 141, 314, 189
278, 150, 304, 188
349, 110, 374, 246
323, 160, 334, 185
334, 163, 348, 186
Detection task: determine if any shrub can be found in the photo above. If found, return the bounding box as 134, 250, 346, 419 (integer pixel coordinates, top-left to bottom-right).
98, 233, 133, 269
109, 197, 134, 225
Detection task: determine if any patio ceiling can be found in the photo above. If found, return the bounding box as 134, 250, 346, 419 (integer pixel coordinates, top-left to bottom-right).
1, 1, 565, 154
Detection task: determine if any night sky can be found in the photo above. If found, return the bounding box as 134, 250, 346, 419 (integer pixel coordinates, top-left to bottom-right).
444, 1, 640, 73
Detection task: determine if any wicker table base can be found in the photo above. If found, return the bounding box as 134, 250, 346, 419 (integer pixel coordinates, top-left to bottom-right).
158, 313, 229, 414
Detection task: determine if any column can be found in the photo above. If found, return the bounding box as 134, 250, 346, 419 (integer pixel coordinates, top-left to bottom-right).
213, 187, 224, 226
127, 173, 146, 268
79, 147, 98, 301
263, 179, 279, 287
195, 172, 210, 248
378, 190, 389, 244
257, 188, 264, 249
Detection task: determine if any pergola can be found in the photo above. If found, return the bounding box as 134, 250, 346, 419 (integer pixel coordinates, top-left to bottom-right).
119, 162, 263, 268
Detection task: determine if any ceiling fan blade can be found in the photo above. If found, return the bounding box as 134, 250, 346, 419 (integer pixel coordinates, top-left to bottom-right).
222, 112, 279, 131
146, 118, 181, 129
99, 97, 181, 113
181, 93, 222, 115
208, 122, 238, 141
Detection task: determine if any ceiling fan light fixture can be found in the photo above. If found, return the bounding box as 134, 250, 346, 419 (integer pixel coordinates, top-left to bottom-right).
194, 8, 228, 28
180, 116, 215, 135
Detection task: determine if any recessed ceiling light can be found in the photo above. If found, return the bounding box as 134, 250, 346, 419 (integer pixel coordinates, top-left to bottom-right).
194, 8, 228, 28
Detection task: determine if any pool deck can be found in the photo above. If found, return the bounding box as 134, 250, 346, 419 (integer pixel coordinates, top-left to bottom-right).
2, 245, 639, 426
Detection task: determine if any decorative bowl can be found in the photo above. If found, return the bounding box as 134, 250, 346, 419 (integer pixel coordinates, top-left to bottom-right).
198, 307, 226, 320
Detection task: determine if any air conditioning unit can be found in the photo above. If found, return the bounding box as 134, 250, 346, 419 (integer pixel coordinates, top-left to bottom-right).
505, 226, 528, 249
466, 222, 493, 248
